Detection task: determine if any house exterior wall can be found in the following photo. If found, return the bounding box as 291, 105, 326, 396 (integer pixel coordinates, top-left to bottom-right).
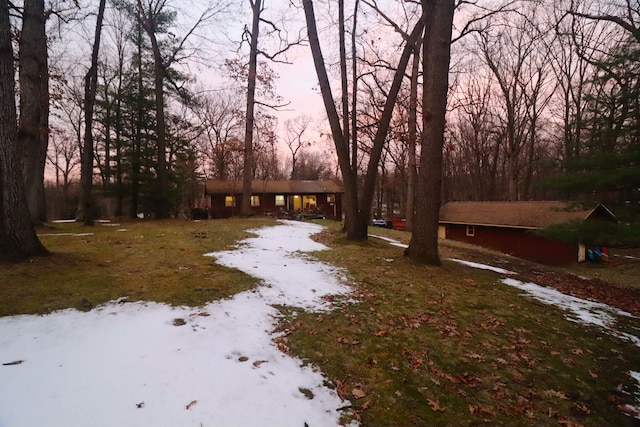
209, 193, 342, 220
443, 223, 579, 265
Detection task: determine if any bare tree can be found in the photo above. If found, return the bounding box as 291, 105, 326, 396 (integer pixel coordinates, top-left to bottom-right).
77, 0, 107, 225
0, 0, 48, 261
48, 130, 81, 194
405, 0, 455, 266
303, 0, 424, 240
283, 115, 312, 179
19, 0, 49, 224
241, 0, 262, 216
239, 0, 300, 215
565, 0, 640, 43
476, 8, 553, 201
192, 91, 245, 180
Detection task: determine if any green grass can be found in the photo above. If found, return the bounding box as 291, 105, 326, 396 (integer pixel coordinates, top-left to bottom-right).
282, 221, 640, 426
1, 218, 639, 426
0, 217, 274, 316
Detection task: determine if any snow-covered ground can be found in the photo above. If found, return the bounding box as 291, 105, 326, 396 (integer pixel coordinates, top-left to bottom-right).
1, 224, 638, 426
0, 220, 354, 427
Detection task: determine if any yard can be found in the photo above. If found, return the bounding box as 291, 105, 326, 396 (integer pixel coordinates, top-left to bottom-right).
1, 218, 639, 426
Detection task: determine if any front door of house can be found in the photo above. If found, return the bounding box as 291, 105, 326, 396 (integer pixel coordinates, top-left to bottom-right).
288, 195, 302, 211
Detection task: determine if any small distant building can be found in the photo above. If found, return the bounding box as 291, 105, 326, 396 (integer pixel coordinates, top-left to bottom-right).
204, 180, 343, 220
438, 201, 616, 265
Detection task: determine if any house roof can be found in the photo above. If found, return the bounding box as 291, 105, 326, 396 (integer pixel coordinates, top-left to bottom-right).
205, 180, 344, 195
439, 201, 615, 229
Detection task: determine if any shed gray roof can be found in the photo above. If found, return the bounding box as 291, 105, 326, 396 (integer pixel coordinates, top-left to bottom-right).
205, 180, 344, 195
439, 201, 615, 229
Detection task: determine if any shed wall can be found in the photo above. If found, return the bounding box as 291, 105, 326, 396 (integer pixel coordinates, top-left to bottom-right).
444, 224, 578, 265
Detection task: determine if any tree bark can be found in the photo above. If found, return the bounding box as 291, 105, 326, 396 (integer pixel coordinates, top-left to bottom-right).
242, 0, 261, 216
19, 0, 48, 225
405, 37, 422, 232
0, 0, 48, 261
304, 0, 424, 240
136, 0, 170, 219
78, 0, 107, 225
303, 0, 359, 237
405, 0, 455, 266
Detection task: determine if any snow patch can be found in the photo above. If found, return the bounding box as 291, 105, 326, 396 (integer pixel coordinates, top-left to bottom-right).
0, 220, 355, 427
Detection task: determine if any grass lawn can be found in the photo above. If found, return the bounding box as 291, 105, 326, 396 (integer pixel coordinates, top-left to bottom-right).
1, 218, 639, 426
0, 217, 274, 316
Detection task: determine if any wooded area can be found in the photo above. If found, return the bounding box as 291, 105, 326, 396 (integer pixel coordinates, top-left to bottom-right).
1, 0, 639, 262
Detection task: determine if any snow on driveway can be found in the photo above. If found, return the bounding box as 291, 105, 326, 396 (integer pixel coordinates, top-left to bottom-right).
0, 220, 354, 427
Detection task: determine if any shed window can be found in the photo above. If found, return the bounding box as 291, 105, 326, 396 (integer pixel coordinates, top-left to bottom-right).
327, 194, 335, 203
225, 196, 236, 207
466, 225, 475, 236
275, 195, 285, 206
251, 195, 260, 207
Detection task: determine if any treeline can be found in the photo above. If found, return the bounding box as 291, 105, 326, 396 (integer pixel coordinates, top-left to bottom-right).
364, 1, 639, 224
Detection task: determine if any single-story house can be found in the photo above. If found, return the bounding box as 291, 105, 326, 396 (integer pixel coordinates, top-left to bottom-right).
438, 201, 616, 265
204, 180, 343, 220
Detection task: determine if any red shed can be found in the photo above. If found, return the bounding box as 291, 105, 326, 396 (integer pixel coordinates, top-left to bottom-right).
204, 180, 343, 220
438, 201, 616, 265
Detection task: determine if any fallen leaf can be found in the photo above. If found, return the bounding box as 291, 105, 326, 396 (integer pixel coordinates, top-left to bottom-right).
617, 404, 639, 417
352, 388, 367, 399
427, 398, 446, 412
469, 403, 495, 417
558, 416, 584, 427
545, 407, 558, 418
135, 402, 144, 408
2, 360, 24, 366
588, 369, 598, 379
335, 380, 348, 401
185, 400, 197, 410
544, 389, 568, 400
252, 360, 268, 367
465, 352, 485, 362
573, 402, 590, 414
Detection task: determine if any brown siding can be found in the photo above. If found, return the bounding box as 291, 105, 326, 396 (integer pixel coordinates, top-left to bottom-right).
444, 224, 578, 265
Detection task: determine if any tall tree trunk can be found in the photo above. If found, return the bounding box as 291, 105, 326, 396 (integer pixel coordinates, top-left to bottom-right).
303, 0, 359, 237
137, 0, 170, 219
339, 0, 350, 163
0, 0, 48, 261
357, 20, 426, 238
19, 0, 48, 225
350, 0, 359, 176
242, 0, 261, 216
78, 0, 107, 225
405, 0, 455, 266
405, 37, 422, 232
304, 0, 424, 240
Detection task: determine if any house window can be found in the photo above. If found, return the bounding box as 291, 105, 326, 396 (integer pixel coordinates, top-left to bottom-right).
275, 195, 285, 206
251, 195, 260, 207
303, 195, 316, 209
466, 225, 475, 237
225, 196, 236, 207
327, 194, 335, 204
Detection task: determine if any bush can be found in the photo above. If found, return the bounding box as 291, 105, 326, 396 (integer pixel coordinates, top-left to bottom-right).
534, 220, 640, 247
